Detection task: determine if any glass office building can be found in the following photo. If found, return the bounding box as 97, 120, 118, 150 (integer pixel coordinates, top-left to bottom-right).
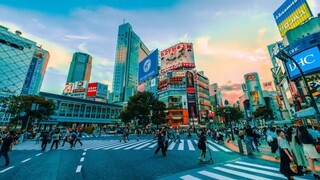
66, 52, 92, 83
0, 25, 38, 97
112, 23, 150, 103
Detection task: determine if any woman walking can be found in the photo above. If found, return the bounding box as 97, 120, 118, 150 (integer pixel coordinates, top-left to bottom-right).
298, 126, 320, 179
286, 127, 310, 174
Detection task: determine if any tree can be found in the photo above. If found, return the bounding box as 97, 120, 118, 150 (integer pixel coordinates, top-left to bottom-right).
253, 106, 274, 120
1, 95, 55, 130
215, 106, 244, 125
119, 91, 166, 127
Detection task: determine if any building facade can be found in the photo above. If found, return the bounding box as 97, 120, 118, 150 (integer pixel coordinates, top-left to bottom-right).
112, 23, 150, 103
196, 71, 211, 123
66, 52, 92, 83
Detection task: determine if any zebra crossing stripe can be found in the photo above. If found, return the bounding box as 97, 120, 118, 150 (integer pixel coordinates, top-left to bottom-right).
213, 167, 273, 180
73, 140, 107, 150
91, 140, 121, 150
124, 140, 152, 150
180, 175, 202, 180
207, 144, 219, 151
134, 142, 153, 150
167, 141, 176, 150
148, 142, 158, 148
207, 140, 231, 152
197, 170, 236, 180
234, 161, 278, 171
187, 140, 195, 151
103, 140, 140, 150
178, 140, 184, 150
110, 140, 148, 150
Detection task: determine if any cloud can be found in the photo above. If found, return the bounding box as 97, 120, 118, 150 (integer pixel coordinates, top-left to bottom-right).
64, 35, 90, 40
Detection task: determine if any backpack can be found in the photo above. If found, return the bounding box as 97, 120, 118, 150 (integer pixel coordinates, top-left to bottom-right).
52, 134, 58, 140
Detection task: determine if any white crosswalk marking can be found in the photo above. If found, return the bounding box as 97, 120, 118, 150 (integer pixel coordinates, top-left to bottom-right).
106, 140, 145, 150
134, 142, 152, 150
187, 140, 195, 151
178, 140, 184, 150
198, 170, 236, 180
207, 140, 231, 152
168, 141, 176, 150
213, 167, 274, 180
124, 140, 152, 150
148, 142, 158, 148
180, 175, 202, 180
234, 161, 278, 171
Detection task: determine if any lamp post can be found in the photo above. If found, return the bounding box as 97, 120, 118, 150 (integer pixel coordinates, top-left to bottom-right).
275, 50, 320, 123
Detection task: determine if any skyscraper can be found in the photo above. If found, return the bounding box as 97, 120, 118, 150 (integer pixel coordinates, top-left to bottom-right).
0, 25, 48, 97
112, 23, 150, 103
66, 52, 92, 83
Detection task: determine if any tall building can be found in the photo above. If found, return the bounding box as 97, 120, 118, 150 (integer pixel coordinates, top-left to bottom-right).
21, 47, 49, 95
112, 23, 150, 103
66, 52, 92, 83
196, 71, 211, 123
0, 25, 46, 97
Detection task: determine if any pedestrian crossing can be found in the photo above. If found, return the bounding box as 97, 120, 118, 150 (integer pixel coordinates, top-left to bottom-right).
12, 139, 232, 152
161, 160, 311, 180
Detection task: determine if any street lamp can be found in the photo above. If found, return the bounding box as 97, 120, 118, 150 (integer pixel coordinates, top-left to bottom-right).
275, 50, 320, 123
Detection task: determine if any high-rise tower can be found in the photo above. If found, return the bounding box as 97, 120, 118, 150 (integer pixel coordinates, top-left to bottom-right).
0, 25, 49, 97
112, 23, 150, 103
66, 52, 92, 83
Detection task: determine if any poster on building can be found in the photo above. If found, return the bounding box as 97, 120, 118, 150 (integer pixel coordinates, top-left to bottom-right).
306, 73, 320, 101
262, 81, 273, 90
138, 49, 159, 84
250, 91, 259, 105
160, 43, 195, 73
186, 71, 195, 88
73, 81, 88, 93
96, 83, 108, 98
87, 83, 97, 97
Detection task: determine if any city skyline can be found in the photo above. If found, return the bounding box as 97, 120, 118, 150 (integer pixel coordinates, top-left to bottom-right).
1, 0, 319, 103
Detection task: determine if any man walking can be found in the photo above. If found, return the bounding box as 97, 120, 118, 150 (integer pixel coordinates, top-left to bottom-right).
50, 130, 61, 150
40, 130, 50, 151
73, 129, 83, 147
0, 131, 14, 166
154, 128, 166, 157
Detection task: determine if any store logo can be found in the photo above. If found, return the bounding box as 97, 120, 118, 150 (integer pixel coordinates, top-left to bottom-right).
143, 59, 151, 72
246, 74, 255, 81
289, 54, 316, 72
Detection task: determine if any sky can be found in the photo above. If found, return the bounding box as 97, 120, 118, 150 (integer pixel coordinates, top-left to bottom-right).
0, 0, 319, 103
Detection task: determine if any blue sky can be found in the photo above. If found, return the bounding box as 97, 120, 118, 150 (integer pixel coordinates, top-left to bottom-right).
0, 0, 319, 103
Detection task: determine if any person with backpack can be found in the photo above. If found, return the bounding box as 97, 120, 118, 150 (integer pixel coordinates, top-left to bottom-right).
50, 130, 61, 150
73, 129, 83, 147
198, 129, 207, 162
0, 131, 14, 166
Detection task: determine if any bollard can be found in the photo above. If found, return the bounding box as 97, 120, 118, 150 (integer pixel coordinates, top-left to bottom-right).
237, 139, 244, 154
245, 140, 253, 155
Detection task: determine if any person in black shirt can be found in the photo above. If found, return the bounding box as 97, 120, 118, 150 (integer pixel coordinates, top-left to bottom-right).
40, 130, 49, 151
198, 130, 207, 162
0, 131, 14, 166
154, 128, 166, 157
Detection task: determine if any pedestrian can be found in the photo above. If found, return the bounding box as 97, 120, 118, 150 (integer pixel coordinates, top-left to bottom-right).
174, 129, 181, 143
136, 129, 141, 141
50, 130, 61, 150
61, 129, 71, 147
269, 127, 279, 158
198, 130, 207, 162
120, 127, 128, 143
69, 130, 77, 148
298, 126, 320, 179
73, 129, 83, 147
40, 130, 50, 151
286, 127, 310, 174
0, 131, 14, 166
154, 128, 166, 157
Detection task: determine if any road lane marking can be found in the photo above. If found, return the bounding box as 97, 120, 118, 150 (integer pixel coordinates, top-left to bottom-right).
180, 175, 202, 180
198, 170, 236, 180
0, 166, 14, 173
76, 165, 82, 173
36, 153, 42, 156
167, 141, 176, 150
207, 144, 219, 151
124, 140, 152, 150
178, 140, 184, 150
148, 142, 158, 148
21, 158, 31, 163
213, 167, 273, 180
80, 157, 85, 162
82, 152, 86, 156
187, 140, 195, 151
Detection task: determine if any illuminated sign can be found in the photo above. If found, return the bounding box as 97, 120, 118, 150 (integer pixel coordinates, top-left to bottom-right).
87, 83, 97, 97
138, 49, 158, 84
160, 43, 195, 73
73, 80, 88, 93
273, 0, 313, 37
286, 46, 320, 80
63, 83, 74, 94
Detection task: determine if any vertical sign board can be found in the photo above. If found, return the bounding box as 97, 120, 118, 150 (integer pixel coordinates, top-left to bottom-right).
244, 72, 266, 109
96, 83, 108, 99
138, 49, 159, 84
273, 0, 313, 37
86, 83, 98, 97
22, 58, 37, 94
186, 71, 197, 118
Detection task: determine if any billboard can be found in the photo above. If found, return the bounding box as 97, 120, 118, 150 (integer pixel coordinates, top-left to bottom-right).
262, 81, 273, 90
96, 83, 108, 98
273, 0, 313, 37
138, 49, 158, 84
250, 91, 259, 106
63, 82, 74, 94
286, 46, 320, 80
73, 81, 88, 93
160, 43, 195, 73
87, 83, 97, 97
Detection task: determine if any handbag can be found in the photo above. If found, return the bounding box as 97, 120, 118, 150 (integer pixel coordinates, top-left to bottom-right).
290, 162, 298, 173
315, 143, 320, 153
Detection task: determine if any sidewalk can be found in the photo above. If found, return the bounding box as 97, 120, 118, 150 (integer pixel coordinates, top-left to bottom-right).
225, 139, 320, 171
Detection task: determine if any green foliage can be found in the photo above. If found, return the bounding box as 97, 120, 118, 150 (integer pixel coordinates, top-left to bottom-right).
119, 91, 166, 126
215, 106, 244, 124
253, 106, 274, 119
1, 95, 55, 129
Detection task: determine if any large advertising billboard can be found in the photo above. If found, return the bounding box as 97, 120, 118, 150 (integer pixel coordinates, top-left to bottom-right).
73, 81, 88, 93
138, 49, 158, 84
96, 83, 108, 98
286, 46, 320, 80
273, 0, 313, 37
64, 82, 74, 94
160, 43, 195, 73
87, 82, 97, 97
